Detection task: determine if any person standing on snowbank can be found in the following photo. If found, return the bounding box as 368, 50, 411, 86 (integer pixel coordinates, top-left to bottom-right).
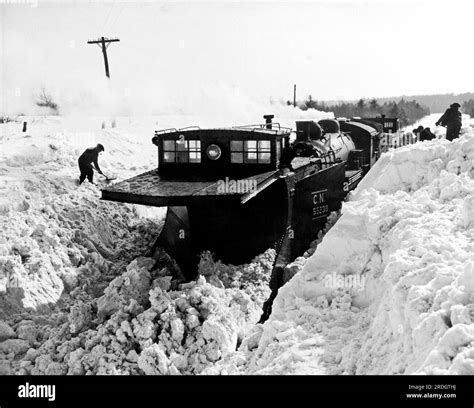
436, 103, 462, 141
78, 144, 105, 185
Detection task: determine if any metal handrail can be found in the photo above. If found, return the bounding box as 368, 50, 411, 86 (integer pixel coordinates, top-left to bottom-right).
234, 123, 281, 130
154, 128, 178, 135
318, 149, 337, 167
154, 126, 201, 135
232, 123, 292, 133
179, 126, 201, 131
155, 124, 292, 135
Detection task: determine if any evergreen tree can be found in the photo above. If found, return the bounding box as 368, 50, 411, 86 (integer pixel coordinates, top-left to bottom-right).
462, 99, 474, 117
369, 99, 379, 113
356, 99, 366, 115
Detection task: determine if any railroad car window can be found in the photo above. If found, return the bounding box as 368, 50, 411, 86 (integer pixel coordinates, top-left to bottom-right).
176, 141, 189, 163
231, 153, 243, 163
230, 139, 271, 164
163, 140, 175, 151
231, 141, 243, 150
163, 152, 176, 162
188, 140, 201, 163
163, 139, 178, 163
230, 141, 244, 163
163, 139, 201, 163
258, 140, 271, 163
245, 140, 258, 163
257, 141, 271, 163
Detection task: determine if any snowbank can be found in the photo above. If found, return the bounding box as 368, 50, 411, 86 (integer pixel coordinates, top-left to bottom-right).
206, 127, 474, 375
0, 116, 165, 314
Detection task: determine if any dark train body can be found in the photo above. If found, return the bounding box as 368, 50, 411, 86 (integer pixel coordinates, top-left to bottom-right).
101, 114, 396, 279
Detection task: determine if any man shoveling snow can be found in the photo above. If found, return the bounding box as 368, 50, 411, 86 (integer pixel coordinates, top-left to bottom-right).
436, 102, 462, 141
78, 143, 111, 185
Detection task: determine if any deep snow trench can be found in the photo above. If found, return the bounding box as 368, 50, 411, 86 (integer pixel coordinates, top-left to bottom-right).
0, 115, 473, 375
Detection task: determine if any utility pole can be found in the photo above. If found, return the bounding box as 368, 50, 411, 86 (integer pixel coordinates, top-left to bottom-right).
293, 84, 296, 108
87, 37, 120, 78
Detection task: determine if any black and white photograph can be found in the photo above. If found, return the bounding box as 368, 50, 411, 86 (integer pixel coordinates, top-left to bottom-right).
0, 0, 473, 404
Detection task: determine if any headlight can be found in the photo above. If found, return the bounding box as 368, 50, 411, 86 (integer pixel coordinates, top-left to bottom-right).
206, 144, 222, 160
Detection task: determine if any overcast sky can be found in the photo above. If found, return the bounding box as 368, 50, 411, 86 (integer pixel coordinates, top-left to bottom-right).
1, 0, 474, 114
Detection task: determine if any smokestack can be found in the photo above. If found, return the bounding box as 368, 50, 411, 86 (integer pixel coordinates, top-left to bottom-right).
293, 84, 296, 108
263, 114, 274, 129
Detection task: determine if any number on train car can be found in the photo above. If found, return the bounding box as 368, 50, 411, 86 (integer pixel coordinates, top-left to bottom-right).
312, 189, 329, 220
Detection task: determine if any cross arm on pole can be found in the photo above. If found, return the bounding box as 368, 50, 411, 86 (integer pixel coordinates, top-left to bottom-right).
87, 37, 120, 78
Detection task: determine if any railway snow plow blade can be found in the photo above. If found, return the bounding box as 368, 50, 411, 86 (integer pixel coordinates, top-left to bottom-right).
101, 168, 290, 279
155, 206, 194, 273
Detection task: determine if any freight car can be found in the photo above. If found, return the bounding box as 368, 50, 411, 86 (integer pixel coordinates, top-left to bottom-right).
101, 114, 394, 280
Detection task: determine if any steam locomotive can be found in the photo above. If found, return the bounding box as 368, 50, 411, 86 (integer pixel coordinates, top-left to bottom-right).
101, 114, 400, 280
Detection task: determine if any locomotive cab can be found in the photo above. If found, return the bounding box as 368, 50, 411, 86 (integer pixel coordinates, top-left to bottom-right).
338, 119, 380, 171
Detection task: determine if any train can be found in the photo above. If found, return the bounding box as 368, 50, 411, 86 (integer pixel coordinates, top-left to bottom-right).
101, 114, 402, 283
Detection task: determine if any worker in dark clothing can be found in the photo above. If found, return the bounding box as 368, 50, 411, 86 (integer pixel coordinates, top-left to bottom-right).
78, 144, 105, 184
419, 127, 436, 141
278, 141, 319, 172
436, 103, 462, 141
278, 144, 297, 171
413, 125, 424, 140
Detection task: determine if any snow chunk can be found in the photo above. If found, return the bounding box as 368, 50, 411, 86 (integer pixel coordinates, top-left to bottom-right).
0, 321, 16, 341
97, 259, 152, 318
138, 344, 171, 375
0, 339, 29, 355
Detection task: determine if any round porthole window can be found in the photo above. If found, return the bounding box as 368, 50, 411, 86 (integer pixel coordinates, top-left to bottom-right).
206, 144, 222, 160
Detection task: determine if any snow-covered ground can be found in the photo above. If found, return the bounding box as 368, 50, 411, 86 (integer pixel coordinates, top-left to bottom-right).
0, 113, 472, 375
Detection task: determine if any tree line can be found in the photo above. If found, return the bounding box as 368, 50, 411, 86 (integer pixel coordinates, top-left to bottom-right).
461, 99, 474, 118
375, 92, 474, 113
290, 97, 430, 127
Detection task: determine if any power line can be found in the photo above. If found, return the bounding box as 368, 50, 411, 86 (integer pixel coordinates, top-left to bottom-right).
102, 1, 116, 32
108, 4, 124, 33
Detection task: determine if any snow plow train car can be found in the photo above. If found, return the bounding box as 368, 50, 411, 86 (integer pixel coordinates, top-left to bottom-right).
101, 114, 398, 280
